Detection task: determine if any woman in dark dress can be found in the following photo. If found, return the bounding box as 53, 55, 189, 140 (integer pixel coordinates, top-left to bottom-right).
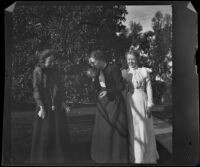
88, 50, 130, 163
30, 49, 71, 164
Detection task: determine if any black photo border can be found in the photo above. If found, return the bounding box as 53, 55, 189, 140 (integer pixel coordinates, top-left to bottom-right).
3, 1, 199, 166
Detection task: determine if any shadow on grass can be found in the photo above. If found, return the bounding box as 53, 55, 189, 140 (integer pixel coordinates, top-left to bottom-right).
63, 140, 172, 165
58, 139, 172, 165
152, 105, 172, 124
156, 140, 172, 164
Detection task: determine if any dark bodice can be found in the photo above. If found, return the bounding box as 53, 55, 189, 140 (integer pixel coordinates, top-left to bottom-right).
33, 66, 65, 110
93, 64, 125, 101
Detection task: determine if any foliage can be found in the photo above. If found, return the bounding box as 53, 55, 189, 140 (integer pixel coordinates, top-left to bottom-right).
125, 11, 172, 104
151, 12, 172, 81
11, 4, 129, 103
11, 5, 172, 105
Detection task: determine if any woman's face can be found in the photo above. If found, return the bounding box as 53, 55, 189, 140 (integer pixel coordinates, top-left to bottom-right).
126, 54, 138, 68
44, 56, 54, 67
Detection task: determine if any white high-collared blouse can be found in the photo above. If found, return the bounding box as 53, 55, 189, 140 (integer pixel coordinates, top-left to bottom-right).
122, 67, 154, 107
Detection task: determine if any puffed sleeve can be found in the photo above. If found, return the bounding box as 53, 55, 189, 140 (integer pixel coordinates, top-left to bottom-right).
108, 64, 125, 94
145, 68, 154, 107
33, 67, 44, 107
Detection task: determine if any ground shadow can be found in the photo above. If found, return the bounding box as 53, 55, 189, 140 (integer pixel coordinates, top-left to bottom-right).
62, 139, 172, 165
156, 140, 172, 165
152, 105, 172, 124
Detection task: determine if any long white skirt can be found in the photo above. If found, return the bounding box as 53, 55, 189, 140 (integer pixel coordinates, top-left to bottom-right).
126, 90, 159, 163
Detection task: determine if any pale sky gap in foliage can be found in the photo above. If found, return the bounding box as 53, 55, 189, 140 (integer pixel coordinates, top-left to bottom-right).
123, 5, 172, 33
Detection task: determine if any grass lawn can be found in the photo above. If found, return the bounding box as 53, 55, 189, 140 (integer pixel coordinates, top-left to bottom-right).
11, 108, 96, 164
10, 105, 172, 164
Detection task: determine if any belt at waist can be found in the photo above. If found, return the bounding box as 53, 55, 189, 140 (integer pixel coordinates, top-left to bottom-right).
133, 88, 145, 92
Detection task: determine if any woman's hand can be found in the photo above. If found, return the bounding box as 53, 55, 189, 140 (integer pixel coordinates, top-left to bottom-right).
65, 106, 71, 113
146, 108, 152, 118
99, 90, 107, 99
38, 106, 47, 119
146, 102, 154, 118
62, 102, 71, 113
147, 102, 154, 109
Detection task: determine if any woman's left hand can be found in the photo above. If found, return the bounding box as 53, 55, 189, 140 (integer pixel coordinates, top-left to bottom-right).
99, 91, 107, 99
146, 103, 154, 118
146, 108, 152, 118
62, 102, 71, 113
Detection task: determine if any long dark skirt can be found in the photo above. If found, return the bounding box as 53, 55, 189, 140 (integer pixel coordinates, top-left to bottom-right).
30, 105, 71, 164
91, 91, 130, 163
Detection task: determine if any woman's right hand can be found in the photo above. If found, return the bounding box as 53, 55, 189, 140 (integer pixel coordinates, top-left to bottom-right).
38, 106, 47, 119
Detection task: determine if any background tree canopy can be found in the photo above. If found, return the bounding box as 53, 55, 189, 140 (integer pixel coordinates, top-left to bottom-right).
11, 4, 172, 105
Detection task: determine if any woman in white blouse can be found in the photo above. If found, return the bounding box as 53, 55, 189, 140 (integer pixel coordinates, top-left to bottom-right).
122, 50, 159, 164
